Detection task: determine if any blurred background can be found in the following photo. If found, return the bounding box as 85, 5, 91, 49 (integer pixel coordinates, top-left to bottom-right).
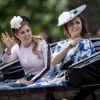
0, 0, 100, 43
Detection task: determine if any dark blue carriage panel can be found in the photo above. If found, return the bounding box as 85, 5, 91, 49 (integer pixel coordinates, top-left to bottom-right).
50, 42, 57, 53
68, 51, 100, 69
0, 60, 25, 81
93, 41, 100, 52
91, 38, 100, 52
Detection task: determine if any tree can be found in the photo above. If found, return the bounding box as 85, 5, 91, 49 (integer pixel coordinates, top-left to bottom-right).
0, 0, 69, 42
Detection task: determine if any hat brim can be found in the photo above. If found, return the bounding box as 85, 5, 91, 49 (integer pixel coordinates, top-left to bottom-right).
57, 5, 86, 26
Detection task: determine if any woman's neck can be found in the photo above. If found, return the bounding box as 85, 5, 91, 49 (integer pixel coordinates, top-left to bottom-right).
70, 36, 82, 40
21, 41, 32, 48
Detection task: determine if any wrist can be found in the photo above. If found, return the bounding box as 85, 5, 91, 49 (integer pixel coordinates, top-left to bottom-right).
65, 45, 71, 51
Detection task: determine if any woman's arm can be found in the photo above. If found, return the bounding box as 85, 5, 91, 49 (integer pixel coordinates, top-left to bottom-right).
1, 32, 18, 63
51, 39, 80, 65
51, 45, 70, 65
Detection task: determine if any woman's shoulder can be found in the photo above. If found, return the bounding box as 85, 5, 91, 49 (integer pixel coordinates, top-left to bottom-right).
79, 38, 94, 48
39, 39, 47, 45
38, 39, 48, 50
80, 38, 92, 44
53, 40, 67, 52
12, 44, 19, 48
56, 40, 67, 46
11, 44, 19, 51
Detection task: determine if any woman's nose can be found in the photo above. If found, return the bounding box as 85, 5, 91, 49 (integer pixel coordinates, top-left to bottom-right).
73, 23, 77, 27
25, 31, 30, 35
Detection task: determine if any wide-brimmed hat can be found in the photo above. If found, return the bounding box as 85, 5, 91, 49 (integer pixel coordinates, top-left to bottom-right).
57, 5, 86, 26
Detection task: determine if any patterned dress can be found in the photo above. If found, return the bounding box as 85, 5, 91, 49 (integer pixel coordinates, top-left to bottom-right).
54, 39, 95, 65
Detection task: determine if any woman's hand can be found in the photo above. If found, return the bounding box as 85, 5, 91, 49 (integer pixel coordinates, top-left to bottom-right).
49, 76, 65, 84
1, 32, 16, 54
67, 38, 80, 49
1, 32, 15, 49
16, 79, 33, 85
49, 78, 61, 84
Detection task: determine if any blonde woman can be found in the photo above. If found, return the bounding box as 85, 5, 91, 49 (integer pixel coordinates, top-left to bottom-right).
1, 16, 53, 85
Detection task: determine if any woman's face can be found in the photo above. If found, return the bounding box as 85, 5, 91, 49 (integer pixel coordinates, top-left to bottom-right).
15, 24, 32, 46
66, 17, 82, 38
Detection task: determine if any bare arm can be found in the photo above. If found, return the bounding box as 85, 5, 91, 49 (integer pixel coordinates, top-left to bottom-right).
51, 45, 70, 65
51, 39, 80, 65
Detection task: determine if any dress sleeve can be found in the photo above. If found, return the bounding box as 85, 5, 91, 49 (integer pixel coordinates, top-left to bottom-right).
53, 41, 64, 54
79, 39, 95, 60
32, 40, 51, 82
2, 44, 18, 63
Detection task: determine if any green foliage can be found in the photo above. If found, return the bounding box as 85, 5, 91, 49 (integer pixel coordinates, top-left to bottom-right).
0, 0, 100, 42
0, 0, 69, 42
68, 0, 100, 37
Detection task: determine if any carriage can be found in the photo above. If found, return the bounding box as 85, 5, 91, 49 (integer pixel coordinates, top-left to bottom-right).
0, 38, 100, 100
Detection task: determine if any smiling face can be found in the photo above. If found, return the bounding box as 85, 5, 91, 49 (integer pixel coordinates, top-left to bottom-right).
14, 24, 32, 47
64, 15, 88, 39
66, 17, 82, 39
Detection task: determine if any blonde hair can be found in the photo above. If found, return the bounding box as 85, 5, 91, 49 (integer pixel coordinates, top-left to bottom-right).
32, 36, 43, 59
32, 35, 42, 52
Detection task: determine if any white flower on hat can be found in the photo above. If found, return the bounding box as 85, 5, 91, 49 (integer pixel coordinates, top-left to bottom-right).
57, 5, 86, 26
10, 16, 23, 29
58, 12, 74, 26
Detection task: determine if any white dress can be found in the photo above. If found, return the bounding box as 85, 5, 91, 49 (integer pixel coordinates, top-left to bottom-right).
2, 40, 54, 82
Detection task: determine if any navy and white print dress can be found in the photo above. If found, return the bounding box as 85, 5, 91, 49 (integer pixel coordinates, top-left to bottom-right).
54, 39, 95, 65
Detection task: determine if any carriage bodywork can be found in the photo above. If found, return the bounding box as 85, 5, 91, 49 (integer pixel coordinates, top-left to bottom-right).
0, 38, 100, 100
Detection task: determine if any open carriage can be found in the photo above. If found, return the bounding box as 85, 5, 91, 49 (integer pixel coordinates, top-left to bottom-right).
0, 38, 100, 100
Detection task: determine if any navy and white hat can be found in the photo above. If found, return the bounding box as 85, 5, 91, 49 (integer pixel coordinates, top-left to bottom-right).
57, 5, 86, 26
